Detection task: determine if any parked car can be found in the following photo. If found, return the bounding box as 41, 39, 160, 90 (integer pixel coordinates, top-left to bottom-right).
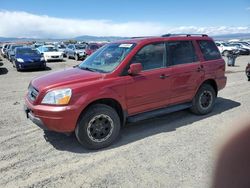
231, 41, 250, 47
215, 42, 238, 56
229, 42, 250, 50
55, 44, 67, 57
246, 63, 250, 81
1, 43, 9, 58
31, 43, 44, 49
8, 44, 24, 62
13, 47, 46, 71
65, 44, 87, 61
228, 43, 250, 55
37, 45, 63, 62
5, 44, 14, 60
85, 43, 102, 56
24, 34, 226, 149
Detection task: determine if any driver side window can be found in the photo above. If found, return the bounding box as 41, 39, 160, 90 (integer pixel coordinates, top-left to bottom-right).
131, 43, 165, 71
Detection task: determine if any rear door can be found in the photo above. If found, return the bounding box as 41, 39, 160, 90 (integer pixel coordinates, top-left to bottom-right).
167, 40, 204, 105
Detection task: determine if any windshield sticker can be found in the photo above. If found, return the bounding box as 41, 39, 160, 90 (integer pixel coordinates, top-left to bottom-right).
119, 44, 133, 48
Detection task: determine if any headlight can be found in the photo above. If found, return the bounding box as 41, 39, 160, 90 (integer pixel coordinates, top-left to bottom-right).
40, 57, 45, 61
41, 88, 72, 105
17, 58, 24, 63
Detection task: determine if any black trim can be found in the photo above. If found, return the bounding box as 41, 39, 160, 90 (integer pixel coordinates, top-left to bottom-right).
127, 102, 192, 123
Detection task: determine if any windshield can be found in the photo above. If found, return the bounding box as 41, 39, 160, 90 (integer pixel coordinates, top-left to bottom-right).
75, 45, 86, 50
221, 43, 231, 46
78, 43, 135, 73
58, 45, 66, 49
11, 45, 23, 50
89, 44, 99, 50
44, 46, 58, 52
16, 48, 40, 56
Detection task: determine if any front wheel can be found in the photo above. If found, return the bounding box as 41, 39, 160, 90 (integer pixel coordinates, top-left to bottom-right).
190, 84, 216, 115
75, 104, 121, 149
222, 50, 229, 57
74, 54, 79, 61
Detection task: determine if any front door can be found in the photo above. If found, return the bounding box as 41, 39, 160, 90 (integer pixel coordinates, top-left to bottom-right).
125, 42, 172, 115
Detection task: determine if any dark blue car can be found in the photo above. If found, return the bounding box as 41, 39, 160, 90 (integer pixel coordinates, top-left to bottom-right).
13, 47, 46, 71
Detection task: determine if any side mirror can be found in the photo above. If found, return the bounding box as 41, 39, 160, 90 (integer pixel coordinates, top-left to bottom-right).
128, 63, 143, 75
40, 53, 44, 56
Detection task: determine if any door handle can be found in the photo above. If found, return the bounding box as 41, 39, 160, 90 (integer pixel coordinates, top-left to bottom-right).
160, 74, 169, 79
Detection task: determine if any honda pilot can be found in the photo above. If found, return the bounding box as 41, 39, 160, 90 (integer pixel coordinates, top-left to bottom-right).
24, 34, 227, 149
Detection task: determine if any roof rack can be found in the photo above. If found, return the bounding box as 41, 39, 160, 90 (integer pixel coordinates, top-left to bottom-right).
131, 36, 155, 39
161, 34, 208, 37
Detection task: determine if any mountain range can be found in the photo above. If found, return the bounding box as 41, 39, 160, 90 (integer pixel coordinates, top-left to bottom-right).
0, 33, 250, 43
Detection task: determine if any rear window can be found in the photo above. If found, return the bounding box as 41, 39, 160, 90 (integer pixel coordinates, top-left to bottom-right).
198, 40, 221, 61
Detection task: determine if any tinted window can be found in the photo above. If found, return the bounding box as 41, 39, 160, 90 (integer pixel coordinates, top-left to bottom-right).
131, 43, 165, 71
75, 45, 86, 50
16, 48, 40, 55
198, 40, 221, 61
168, 41, 197, 66
89, 45, 99, 50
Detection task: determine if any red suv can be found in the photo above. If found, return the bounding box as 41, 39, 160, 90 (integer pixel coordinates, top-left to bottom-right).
24, 34, 227, 149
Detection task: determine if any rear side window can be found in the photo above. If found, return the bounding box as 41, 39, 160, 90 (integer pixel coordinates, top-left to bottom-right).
131, 43, 165, 71
168, 41, 197, 66
198, 40, 221, 61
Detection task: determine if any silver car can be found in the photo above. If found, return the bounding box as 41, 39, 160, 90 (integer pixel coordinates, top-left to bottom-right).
65, 44, 87, 61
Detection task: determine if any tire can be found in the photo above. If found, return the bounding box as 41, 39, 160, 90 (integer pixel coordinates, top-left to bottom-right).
16, 64, 21, 72
75, 104, 121, 149
75, 54, 79, 61
222, 50, 229, 57
190, 84, 216, 115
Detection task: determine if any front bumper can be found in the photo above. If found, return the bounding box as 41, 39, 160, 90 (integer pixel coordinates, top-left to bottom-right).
24, 97, 80, 133
45, 56, 63, 61
16, 61, 46, 70
24, 105, 48, 130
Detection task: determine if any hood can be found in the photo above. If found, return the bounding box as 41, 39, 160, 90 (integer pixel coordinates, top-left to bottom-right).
31, 67, 103, 91
17, 54, 41, 61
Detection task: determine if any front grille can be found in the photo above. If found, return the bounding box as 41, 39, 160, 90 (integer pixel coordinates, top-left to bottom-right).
51, 56, 59, 58
28, 85, 39, 101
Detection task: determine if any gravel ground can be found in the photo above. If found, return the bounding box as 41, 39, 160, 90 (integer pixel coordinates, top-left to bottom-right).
0, 55, 249, 188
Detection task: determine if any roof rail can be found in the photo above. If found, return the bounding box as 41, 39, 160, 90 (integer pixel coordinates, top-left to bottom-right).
131, 36, 155, 39
161, 34, 208, 37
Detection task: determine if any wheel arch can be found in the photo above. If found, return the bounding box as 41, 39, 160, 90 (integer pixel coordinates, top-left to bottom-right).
77, 98, 126, 127
199, 79, 218, 96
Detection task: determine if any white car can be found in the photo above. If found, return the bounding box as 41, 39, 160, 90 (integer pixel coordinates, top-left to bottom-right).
37, 45, 63, 61
215, 41, 238, 56
230, 42, 250, 50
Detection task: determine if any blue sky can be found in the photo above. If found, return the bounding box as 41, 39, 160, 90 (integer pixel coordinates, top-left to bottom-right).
0, 0, 250, 38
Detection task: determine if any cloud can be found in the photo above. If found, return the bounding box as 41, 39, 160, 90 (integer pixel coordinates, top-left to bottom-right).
246, 7, 250, 11
0, 10, 250, 38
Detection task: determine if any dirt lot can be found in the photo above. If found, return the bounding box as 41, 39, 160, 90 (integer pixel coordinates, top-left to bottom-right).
0, 55, 249, 188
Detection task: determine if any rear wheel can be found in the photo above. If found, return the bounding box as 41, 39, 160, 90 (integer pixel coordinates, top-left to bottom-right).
190, 84, 216, 115
75, 104, 121, 149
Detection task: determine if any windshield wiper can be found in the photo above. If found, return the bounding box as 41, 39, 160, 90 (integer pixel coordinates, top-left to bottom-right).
78, 66, 97, 72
